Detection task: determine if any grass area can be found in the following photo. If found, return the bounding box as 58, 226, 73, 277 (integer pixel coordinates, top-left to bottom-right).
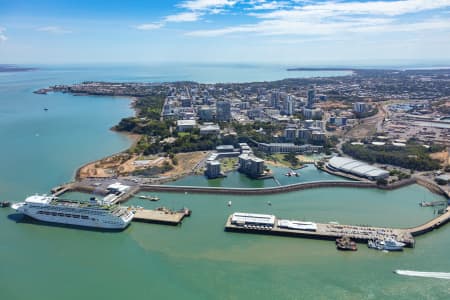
266, 154, 303, 169
177, 132, 191, 137
221, 157, 239, 173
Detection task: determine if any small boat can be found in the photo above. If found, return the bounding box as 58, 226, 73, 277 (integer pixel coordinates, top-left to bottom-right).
267, 201, 272, 206
285, 170, 299, 177
368, 238, 405, 251
394, 270, 450, 280
44, 108, 48, 111
228, 201, 232, 207
336, 236, 357, 251
0, 201, 11, 208
138, 195, 160, 201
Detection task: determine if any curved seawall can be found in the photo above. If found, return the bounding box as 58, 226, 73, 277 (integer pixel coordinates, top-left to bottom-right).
140, 180, 377, 195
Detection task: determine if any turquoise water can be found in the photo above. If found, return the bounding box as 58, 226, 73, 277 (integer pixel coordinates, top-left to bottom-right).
1, 65, 450, 300
170, 164, 350, 188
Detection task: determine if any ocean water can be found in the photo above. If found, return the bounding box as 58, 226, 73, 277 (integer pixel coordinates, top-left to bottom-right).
1, 65, 450, 300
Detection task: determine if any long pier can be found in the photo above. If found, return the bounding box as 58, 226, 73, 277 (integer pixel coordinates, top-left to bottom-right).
224, 215, 416, 247
224, 207, 450, 246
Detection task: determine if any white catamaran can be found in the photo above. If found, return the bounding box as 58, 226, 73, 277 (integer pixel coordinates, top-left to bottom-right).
12, 194, 134, 230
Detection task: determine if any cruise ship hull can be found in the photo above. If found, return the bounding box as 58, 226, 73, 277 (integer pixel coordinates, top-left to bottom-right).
21, 212, 131, 230
13, 200, 133, 230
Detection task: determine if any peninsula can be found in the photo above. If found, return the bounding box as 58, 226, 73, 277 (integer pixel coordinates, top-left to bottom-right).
34, 68, 450, 191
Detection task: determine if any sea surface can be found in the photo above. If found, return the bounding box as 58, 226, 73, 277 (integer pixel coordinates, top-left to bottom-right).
1, 65, 449, 300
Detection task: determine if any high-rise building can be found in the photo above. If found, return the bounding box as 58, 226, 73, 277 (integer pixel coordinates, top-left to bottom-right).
238, 154, 265, 178
284, 128, 297, 141
353, 102, 371, 113
271, 91, 281, 109
198, 106, 214, 121
205, 160, 221, 179
307, 86, 315, 109
283, 95, 294, 116
216, 100, 231, 122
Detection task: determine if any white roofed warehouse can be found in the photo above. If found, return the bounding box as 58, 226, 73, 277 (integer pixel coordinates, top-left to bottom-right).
327, 157, 389, 181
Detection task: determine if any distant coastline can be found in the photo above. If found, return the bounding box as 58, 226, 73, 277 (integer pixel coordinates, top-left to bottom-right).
0, 64, 37, 72
287, 67, 357, 72
287, 66, 450, 72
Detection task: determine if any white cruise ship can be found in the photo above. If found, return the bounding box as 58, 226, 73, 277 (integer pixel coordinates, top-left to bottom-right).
12, 194, 134, 230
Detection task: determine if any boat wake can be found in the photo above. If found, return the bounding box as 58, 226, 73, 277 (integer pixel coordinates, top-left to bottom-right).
395, 270, 450, 280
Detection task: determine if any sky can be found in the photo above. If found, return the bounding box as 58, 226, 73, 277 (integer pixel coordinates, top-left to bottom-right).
1, 0, 450, 65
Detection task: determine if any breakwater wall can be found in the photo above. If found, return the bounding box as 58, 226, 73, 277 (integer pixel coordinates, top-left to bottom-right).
139, 180, 377, 195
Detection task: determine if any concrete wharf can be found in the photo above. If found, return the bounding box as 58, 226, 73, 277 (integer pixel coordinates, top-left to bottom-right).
224, 216, 416, 247
132, 208, 189, 225
225, 208, 450, 247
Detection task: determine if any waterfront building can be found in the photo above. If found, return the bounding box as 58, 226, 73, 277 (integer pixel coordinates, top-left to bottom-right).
107, 182, 130, 193
205, 160, 222, 179
216, 100, 231, 122
176, 119, 197, 132
257, 143, 323, 154
238, 143, 252, 154
327, 156, 389, 180
216, 145, 235, 153
231, 212, 275, 227
238, 154, 265, 178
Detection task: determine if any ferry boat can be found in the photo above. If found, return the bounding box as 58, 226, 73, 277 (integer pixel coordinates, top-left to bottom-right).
368, 238, 405, 251
11, 194, 134, 230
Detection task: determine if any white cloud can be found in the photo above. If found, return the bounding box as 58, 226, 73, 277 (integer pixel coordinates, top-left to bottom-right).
165, 12, 202, 22
135, 0, 236, 31
134, 23, 164, 30
0, 27, 7, 42
187, 0, 450, 36
247, 1, 289, 10
298, 0, 450, 17
36, 26, 72, 34
179, 0, 238, 11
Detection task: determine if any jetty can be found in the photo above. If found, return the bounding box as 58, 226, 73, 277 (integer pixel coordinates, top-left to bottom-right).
132, 207, 190, 225
224, 214, 416, 247
224, 208, 450, 247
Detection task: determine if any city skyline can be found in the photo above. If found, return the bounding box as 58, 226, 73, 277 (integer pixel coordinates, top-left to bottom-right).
1, 0, 450, 64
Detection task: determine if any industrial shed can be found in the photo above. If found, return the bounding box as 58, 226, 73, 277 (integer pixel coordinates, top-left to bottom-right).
327, 157, 389, 180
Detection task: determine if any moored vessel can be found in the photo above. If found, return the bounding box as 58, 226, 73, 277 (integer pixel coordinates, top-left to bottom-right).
336, 236, 357, 251
368, 238, 405, 251
11, 194, 134, 230
1, 201, 11, 208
